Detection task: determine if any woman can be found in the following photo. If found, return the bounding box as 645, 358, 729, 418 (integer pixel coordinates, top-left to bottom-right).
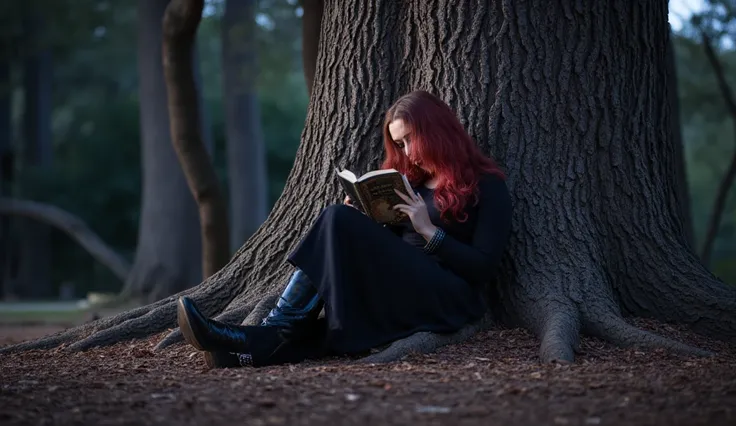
177, 90, 513, 368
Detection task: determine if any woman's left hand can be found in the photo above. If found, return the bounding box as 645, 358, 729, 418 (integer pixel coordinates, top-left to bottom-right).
393, 189, 437, 240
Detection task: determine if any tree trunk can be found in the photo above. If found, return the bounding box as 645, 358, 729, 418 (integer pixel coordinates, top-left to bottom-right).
301, 0, 323, 99
123, 0, 204, 303
17, 9, 53, 300
6, 0, 734, 362
667, 28, 695, 250
163, 0, 230, 278
222, 0, 268, 252
0, 53, 12, 299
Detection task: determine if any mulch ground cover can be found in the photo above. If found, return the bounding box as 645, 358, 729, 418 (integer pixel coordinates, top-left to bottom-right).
1, 318, 735, 426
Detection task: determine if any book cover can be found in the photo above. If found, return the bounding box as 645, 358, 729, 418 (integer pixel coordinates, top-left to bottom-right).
335, 168, 414, 225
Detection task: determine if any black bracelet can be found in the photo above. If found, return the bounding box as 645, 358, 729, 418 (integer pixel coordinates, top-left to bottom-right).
423, 227, 446, 254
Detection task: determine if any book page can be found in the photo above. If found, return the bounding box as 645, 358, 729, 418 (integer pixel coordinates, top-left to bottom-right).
335, 168, 358, 182
356, 168, 399, 182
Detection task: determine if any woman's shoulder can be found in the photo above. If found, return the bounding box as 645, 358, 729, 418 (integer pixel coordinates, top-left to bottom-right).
476, 173, 512, 206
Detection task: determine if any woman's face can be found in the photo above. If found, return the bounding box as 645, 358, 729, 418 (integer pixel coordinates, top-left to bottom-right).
388, 118, 420, 167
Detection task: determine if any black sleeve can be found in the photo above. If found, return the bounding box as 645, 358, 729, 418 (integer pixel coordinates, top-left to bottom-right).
433, 176, 513, 284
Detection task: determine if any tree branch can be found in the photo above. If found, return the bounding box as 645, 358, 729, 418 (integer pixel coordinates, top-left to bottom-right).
0, 197, 130, 283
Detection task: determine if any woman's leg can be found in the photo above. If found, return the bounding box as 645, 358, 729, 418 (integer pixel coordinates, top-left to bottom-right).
200, 268, 326, 368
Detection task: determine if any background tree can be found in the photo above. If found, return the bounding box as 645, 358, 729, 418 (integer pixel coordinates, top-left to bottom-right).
5, 0, 734, 364
0, 38, 13, 299
690, 1, 736, 266
300, 0, 323, 99
123, 0, 204, 302
15, 4, 54, 299
163, 0, 230, 278
222, 0, 268, 251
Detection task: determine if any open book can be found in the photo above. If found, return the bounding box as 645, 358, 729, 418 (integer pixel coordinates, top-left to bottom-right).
335, 167, 415, 224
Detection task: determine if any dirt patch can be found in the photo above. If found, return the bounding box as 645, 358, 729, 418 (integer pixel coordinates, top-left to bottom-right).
1, 318, 735, 426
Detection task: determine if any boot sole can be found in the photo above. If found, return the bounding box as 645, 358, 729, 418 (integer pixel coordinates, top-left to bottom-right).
177, 298, 205, 351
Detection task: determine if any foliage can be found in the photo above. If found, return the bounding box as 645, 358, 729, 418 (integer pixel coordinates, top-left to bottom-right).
674, 32, 736, 283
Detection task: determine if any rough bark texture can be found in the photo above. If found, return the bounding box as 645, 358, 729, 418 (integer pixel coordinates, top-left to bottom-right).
4, 0, 735, 363
667, 27, 695, 250
222, 0, 268, 252
699, 32, 736, 267
301, 0, 323, 99
0, 198, 130, 283
163, 0, 230, 278
124, 0, 203, 303
17, 9, 53, 299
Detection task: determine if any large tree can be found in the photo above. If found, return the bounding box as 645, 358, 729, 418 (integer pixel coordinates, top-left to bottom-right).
222, 0, 268, 251
4, 0, 735, 363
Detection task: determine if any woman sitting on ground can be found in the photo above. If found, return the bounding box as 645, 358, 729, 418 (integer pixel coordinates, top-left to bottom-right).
176, 90, 513, 368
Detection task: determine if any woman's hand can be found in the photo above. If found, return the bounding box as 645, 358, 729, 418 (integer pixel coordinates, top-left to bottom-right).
344, 195, 360, 211
393, 189, 437, 240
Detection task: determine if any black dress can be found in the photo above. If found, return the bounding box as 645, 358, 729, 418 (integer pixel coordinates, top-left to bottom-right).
286, 173, 513, 355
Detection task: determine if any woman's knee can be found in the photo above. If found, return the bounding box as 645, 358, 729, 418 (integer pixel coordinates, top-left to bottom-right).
320, 204, 361, 229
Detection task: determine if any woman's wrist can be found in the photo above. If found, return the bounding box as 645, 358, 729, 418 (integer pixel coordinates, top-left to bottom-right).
422, 226, 446, 255
419, 224, 438, 242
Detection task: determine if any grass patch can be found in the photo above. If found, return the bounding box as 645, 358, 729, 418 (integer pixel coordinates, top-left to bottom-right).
0, 309, 89, 325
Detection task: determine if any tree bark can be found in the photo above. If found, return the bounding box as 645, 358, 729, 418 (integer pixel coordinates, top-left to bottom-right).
124, 0, 203, 302
222, 0, 268, 252
163, 0, 230, 279
17, 8, 53, 299
0, 198, 130, 283
699, 32, 736, 267
301, 0, 323, 99
5, 0, 734, 362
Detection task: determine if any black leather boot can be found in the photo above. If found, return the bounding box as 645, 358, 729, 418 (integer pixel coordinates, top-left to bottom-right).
177, 296, 286, 367
261, 268, 324, 335
202, 269, 325, 368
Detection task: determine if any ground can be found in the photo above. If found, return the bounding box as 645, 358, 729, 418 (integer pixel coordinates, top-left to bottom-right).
1, 319, 735, 426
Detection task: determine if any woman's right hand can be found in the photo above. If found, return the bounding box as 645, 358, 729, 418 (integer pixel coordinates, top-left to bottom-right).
344, 195, 355, 207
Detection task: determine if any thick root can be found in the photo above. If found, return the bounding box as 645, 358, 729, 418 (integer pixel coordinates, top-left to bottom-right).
357, 316, 492, 364
241, 294, 278, 326
621, 240, 736, 341
67, 303, 178, 351
585, 313, 714, 357
539, 307, 581, 364
0, 301, 162, 354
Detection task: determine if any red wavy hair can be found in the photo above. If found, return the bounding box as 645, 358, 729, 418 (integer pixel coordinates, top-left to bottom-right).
381, 90, 505, 222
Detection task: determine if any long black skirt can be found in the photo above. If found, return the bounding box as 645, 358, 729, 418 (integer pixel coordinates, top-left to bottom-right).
287, 204, 487, 355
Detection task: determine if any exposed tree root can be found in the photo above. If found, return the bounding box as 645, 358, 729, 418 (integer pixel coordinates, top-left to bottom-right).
617, 239, 736, 342
538, 307, 581, 364
0, 300, 164, 354
242, 294, 279, 325
357, 315, 493, 364
586, 314, 714, 357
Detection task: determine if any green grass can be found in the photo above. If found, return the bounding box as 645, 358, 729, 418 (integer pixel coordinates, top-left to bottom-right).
0, 309, 90, 325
